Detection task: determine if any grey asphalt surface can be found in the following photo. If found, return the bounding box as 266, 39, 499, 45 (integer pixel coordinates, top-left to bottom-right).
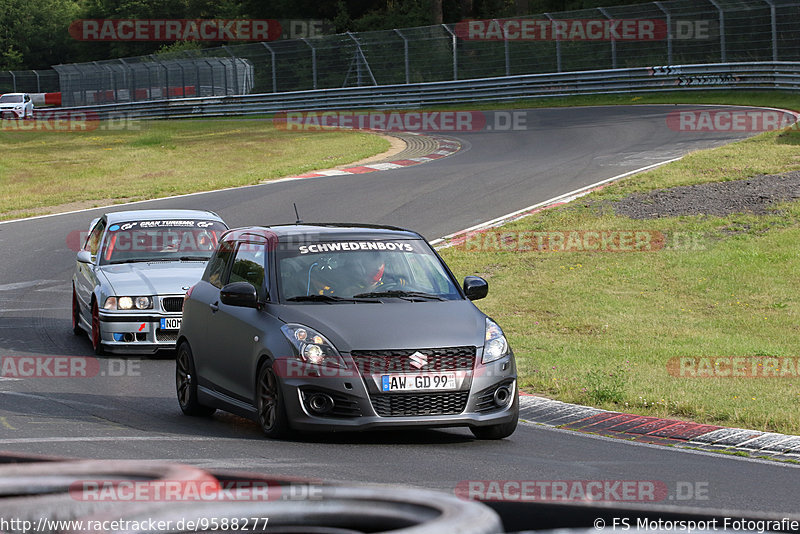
1, 106, 796, 515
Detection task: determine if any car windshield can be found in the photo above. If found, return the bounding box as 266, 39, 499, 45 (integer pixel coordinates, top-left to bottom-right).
100, 219, 228, 265
277, 239, 461, 301
0, 95, 23, 103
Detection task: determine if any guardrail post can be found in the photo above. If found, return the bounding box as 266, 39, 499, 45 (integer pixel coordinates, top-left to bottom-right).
32, 70, 40, 93
9, 71, 15, 92
301, 38, 317, 90
222, 46, 240, 95
394, 29, 410, 84
441, 24, 458, 80
763, 0, 778, 61
260, 42, 278, 93
544, 14, 561, 72
598, 8, 617, 69
708, 0, 726, 62
654, 2, 672, 65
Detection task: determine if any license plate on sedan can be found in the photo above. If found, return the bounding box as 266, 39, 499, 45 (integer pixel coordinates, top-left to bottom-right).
160, 317, 181, 330
381, 373, 457, 392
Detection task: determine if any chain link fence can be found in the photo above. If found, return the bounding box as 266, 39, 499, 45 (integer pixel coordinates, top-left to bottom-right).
5, 0, 800, 105
0, 70, 59, 94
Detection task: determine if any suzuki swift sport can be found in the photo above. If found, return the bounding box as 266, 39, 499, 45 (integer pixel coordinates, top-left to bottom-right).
176, 224, 518, 439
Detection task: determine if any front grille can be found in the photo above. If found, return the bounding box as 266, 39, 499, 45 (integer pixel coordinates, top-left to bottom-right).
370, 391, 469, 417
474, 379, 515, 413
162, 297, 184, 312
351, 346, 475, 375
156, 330, 179, 342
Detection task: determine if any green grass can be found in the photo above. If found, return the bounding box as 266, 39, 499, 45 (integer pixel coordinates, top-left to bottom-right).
0, 119, 389, 219
440, 111, 800, 434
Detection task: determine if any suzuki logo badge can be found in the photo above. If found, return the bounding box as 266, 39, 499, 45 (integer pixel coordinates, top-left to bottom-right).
409, 351, 428, 369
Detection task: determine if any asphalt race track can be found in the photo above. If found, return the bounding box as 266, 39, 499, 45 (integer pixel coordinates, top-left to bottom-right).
1, 106, 796, 514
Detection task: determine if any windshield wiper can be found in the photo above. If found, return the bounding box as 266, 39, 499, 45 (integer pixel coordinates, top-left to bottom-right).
178, 256, 210, 261
286, 294, 379, 304
105, 258, 168, 265
352, 290, 446, 301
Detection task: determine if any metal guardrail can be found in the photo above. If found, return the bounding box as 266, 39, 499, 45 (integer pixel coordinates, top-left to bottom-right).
56, 61, 800, 120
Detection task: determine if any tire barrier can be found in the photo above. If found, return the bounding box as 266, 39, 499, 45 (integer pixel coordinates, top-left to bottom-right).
66, 484, 503, 534
0, 459, 215, 534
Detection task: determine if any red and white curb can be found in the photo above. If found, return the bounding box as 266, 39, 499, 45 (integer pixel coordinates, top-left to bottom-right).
518, 395, 800, 460
291, 135, 461, 178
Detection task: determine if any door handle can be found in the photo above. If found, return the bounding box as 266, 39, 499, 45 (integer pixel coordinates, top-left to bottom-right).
209, 301, 219, 312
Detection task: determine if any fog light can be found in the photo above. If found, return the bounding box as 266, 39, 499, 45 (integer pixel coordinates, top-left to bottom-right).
306, 393, 334, 415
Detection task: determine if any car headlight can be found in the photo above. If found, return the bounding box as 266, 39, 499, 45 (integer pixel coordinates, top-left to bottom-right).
482, 317, 509, 364
281, 323, 346, 368
103, 296, 153, 310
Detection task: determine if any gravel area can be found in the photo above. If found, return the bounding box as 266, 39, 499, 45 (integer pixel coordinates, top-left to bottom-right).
612, 172, 800, 219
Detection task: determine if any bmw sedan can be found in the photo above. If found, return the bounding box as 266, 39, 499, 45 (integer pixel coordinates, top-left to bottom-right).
72, 209, 228, 354
176, 223, 518, 439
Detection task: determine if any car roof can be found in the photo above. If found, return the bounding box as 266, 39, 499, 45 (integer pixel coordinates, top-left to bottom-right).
226, 223, 422, 242
104, 209, 224, 224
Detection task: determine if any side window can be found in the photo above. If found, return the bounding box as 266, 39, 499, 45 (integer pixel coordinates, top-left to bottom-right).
84, 219, 106, 257
229, 242, 267, 300
203, 240, 235, 289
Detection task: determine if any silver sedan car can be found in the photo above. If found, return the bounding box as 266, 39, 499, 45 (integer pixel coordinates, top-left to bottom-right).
72, 209, 228, 354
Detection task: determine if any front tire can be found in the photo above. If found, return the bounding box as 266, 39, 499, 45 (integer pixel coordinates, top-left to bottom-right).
90, 300, 105, 355
176, 341, 215, 417
255, 361, 290, 439
470, 394, 519, 440
71, 287, 83, 336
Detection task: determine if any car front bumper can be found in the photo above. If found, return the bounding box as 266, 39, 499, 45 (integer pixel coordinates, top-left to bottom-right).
0, 108, 25, 118
98, 311, 182, 354
280, 354, 518, 432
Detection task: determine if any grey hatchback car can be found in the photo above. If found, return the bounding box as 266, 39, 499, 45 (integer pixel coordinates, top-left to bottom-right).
176, 224, 518, 439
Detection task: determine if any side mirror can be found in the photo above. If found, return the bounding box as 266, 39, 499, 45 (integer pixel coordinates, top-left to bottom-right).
220, 282, 259, 308
463, 276, 488, 301
77, 250, 94, 264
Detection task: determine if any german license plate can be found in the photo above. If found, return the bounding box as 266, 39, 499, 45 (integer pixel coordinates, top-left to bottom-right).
160, 317, 181, 330
381, 373, 457, 392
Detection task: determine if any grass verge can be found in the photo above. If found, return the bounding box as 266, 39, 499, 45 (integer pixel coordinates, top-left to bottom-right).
0, 119, 389, 220
441, 108, 800, 435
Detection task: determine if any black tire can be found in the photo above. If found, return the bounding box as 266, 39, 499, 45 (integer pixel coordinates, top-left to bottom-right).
90, 300, 105, 355
470, 393, 519, 440
176, 341, 215, 416
255, 361, 291, 439
71, 286, 83, 336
